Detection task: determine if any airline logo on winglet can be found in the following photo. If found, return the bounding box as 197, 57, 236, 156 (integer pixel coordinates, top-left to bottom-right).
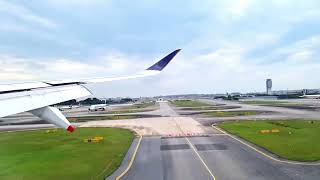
146, 49, 181, 71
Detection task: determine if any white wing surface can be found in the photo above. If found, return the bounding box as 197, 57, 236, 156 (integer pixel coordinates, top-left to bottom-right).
0, 49, 181, 132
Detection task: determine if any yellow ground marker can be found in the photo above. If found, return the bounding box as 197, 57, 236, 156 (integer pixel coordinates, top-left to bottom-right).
259, 129, 270, 134
172, 118, 216, 180
211, 124, 320, 166
271, 129, 280, 133
116, 134, 142, 180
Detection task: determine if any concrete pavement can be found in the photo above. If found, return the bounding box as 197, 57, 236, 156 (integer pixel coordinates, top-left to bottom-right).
116, 101, 320, 180
120, 135, 320, 180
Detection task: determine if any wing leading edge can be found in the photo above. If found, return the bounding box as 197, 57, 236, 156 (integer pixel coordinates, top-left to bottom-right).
0, 49, 181, 132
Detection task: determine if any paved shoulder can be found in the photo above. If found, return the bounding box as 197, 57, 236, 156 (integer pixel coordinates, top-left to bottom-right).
106, 138, 140, 180
122, 137, 164, 180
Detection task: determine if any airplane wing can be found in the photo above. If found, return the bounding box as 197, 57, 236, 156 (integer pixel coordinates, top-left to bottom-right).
0, 49, 181, 132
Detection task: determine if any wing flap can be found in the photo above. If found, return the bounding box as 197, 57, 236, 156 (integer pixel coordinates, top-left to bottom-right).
0, 82, 51, 94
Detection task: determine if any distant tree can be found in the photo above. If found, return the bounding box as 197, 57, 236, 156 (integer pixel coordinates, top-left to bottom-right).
222, 95, 239, 101
120, 98, 133, 103
79, 98, 105, 105
54, 99, 77, 106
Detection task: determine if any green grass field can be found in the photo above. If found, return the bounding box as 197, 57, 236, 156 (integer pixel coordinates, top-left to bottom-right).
180, 106, 238, 111
132, 101, 156, 108
219, 120, 320, 161
69, 115, 143, 122
171, 100, 210, 107
241, 100, 294, 105
115, 102, 157, 113
0, 128, 134, 180
204, 111, 259, 117
105, 108, 154, 114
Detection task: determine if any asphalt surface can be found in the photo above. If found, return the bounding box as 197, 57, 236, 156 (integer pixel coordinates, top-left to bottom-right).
121, 135, 320, 180
118, 101, 320, 180
122, 137, 212, 180
198, 99, 320, 120
168, 99, 320, 126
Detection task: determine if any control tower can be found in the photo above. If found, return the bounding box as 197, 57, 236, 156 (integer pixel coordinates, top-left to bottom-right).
266, 79, 272, 95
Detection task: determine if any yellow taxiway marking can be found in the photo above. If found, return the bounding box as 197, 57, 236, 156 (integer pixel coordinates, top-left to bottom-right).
172, 117, 216, 180
211, 124, 320, 166
116, 134, 143, 180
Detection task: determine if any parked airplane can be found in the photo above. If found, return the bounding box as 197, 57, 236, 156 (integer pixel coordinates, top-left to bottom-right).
88, 104, 108, 111
0, 49, 180, 132
88, 103, 134, 111
58, 105, 73, 111
300, 89, 320, 99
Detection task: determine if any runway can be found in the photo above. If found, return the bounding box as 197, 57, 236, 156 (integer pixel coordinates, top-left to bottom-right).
1, 101, 320, 179
115, 101, 320, 180
121, 135, 320, 180
198, 99, 320, 120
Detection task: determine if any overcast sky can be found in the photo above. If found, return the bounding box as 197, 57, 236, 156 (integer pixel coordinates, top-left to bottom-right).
0, 0, 320, 97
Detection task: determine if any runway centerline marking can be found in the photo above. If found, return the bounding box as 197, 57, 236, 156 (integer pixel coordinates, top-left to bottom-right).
172, 117, 216, 180
211, 124, 320, 166
185, 137, 216, 180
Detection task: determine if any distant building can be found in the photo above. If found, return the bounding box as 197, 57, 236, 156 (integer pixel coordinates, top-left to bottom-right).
266, 79, 272, 95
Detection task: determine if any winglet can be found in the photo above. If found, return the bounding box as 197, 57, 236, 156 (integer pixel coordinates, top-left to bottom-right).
146, 49, 181, 71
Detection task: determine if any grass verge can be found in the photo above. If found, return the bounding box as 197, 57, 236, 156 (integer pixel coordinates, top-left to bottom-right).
69, 115, 158, 122
111, 101, 157, 113
241, 100, 297, 105
204, 111, 259, 117
0, 128, 134, 180
132, 101, 156, 109
219, 120, 320, 161
105, 108, 154, 114
171, 100, 210, 107
180, 106, 239, 111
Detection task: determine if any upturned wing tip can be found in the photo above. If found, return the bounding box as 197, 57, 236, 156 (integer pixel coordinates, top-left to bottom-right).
146, 49, 181, 71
